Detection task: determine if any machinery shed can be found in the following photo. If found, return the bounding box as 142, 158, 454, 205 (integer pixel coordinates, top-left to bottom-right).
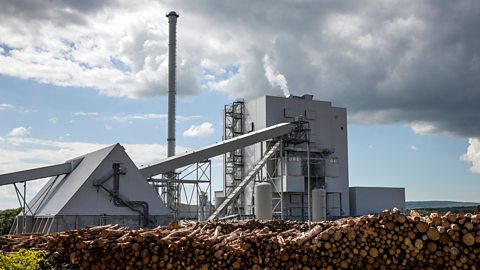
11, 144, 171, 234
349, 186, 405, 216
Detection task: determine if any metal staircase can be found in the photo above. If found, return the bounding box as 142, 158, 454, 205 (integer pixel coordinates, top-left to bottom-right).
208, 141, 282, 220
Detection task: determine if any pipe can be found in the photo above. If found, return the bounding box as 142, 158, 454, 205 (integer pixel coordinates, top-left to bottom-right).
280, 140, 284, 220
23, 181, 26, 233
94, 164, 153, 226
113, 163, 120, 197
166, 11, 179, 158
307, 141, 311, 228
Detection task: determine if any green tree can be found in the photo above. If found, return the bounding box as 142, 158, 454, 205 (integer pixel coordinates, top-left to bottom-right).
0, 208, 21, 235
0, 249, 52, 270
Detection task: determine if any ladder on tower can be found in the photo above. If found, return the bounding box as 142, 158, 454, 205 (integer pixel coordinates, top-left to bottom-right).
208, 141, 282, 220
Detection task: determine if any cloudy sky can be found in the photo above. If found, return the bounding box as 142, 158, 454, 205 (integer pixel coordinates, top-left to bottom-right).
1, 0, 479, 209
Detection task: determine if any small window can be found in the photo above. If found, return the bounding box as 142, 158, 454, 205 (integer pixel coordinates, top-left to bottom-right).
329, 157, 338, 164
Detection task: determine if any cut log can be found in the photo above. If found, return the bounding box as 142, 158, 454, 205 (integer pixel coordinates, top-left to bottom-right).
427, 227, 441, 241
1, 211, 479, 269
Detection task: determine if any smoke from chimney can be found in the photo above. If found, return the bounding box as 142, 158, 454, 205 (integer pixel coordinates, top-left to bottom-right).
263, 54, 290, 97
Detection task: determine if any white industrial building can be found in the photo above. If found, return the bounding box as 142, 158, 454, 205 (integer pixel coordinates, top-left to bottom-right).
220, 94, 350, 220
8, 144, 171, 234
219, 95, 406, 220
349, 187, 405, 216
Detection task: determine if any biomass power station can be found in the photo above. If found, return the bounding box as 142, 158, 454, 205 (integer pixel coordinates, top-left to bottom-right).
0, 11, 404, 234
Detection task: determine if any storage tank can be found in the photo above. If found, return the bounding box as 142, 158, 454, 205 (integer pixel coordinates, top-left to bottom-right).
255, 182, 272, 220
312, 188, 326, 221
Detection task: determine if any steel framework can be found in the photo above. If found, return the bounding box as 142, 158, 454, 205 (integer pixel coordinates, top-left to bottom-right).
224, 99, 245, 198
148, 160, 212, 221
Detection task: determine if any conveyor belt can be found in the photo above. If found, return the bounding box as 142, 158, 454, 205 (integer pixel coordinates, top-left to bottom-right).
0, 158, 83, 186
140, 122, 293, 178
208, 141, 282, 220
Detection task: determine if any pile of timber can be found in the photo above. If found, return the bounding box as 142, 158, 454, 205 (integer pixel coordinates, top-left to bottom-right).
1, 210, 479, 269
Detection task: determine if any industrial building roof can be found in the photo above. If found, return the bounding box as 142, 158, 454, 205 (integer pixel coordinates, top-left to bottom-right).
26, 144, 170, 216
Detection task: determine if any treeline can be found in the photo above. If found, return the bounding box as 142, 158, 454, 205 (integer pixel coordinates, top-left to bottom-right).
0, 208, 21, 235
410, 206, 480, 216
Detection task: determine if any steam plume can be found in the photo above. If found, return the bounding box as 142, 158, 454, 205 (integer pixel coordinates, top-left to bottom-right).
263, 54, 290, 97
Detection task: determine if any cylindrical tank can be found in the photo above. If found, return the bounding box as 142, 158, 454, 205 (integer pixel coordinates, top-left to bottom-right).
312, 188, 326, 221
255, 182, 272, 220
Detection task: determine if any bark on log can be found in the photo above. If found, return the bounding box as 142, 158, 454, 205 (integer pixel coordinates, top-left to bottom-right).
1, 211, 479, 269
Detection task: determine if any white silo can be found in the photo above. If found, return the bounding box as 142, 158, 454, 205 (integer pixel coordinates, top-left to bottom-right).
255, 182, 272, 220
312, 188, 327, 221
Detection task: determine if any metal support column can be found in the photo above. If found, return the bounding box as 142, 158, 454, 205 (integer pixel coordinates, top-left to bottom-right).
307, 141, 311, 228
280, 140, 284, 219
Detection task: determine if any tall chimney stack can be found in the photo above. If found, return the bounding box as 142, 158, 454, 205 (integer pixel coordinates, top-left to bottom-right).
166, 11, 179, 158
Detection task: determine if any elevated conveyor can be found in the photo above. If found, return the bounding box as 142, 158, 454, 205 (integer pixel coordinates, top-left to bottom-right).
0, 158, 83, 186
208, 141, 282, 220
140, 122, 294, 178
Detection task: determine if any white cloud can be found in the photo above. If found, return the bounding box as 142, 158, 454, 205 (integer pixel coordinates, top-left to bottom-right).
7, 127, 30, 137
409, 145, 418, 151
0, 1, 480, 137
0, 103, 14, 110
48, 117, 58, 124
106, 113, 199, 122
0, 137, 189, 173
124, 143, 190, 167
72, 112, 200, 123
0, 1, 199, 99
409, 121, 440, 135
108, 113, 167, 122
183, 122, 214, 137
0, 138, 107, 209
17, 108, 38, 113
57, 133, 71, 140
460, 137, 480, 174
73, 112, 99, 117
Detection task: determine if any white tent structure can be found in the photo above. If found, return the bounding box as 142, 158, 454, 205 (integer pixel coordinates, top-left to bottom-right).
9, 144, 171, 233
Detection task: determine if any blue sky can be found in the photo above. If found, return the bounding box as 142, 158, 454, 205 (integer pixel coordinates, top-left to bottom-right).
1, 0, 480, 209
348, 124, 478, 201
0, 75, 226, 147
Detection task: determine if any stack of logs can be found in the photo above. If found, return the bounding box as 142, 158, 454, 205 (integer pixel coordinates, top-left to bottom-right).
1, 210, 479, 269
